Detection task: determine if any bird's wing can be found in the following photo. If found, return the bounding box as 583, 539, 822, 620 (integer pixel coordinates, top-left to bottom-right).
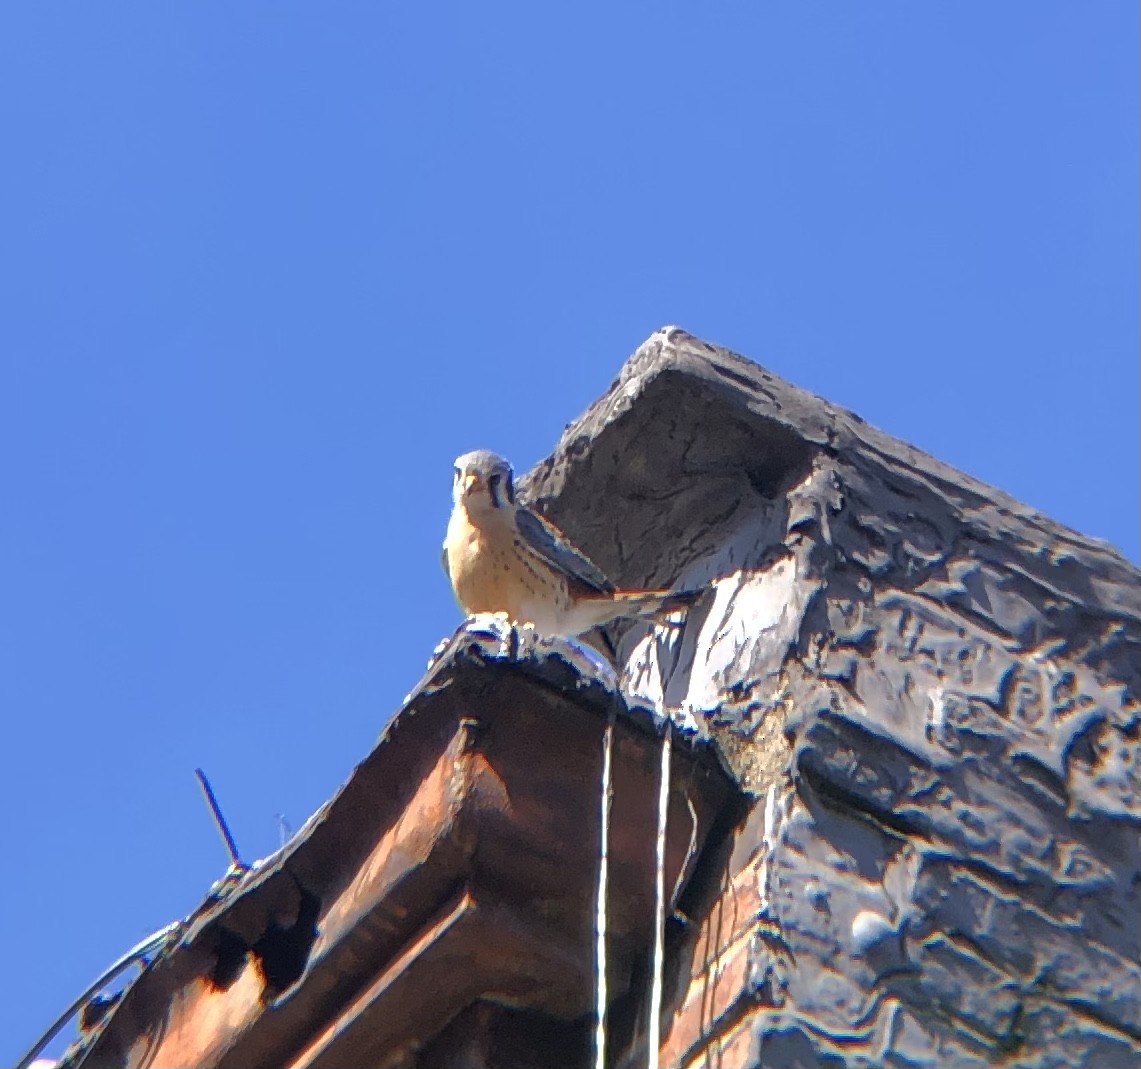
515, 506, 614, 594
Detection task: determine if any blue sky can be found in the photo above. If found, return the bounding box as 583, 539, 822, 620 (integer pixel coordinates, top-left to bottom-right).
1, 4, 1136, 1061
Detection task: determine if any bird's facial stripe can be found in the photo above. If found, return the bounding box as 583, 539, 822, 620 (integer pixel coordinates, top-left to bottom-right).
488, 472, 504, 508
503, 470, 516, 504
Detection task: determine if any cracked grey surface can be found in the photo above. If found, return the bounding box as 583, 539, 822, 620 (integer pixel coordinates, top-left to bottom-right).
524, 328, 1140, 1068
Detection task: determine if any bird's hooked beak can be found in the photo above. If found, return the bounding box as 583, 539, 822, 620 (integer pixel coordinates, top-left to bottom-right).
462, 472, 483, 496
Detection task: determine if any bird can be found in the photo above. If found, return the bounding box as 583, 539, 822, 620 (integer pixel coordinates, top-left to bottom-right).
442, 449, 701, 638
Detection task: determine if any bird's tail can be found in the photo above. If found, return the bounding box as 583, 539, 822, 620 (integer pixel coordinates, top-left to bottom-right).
613, 587, 703, 617
575, 586, 705, 631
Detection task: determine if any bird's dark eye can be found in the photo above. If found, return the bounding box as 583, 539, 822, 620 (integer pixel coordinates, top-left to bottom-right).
453, 466, 462, 482
488, 472, 504, 508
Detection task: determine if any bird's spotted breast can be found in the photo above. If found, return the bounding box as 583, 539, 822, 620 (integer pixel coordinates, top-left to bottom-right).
445, 505, 568, 624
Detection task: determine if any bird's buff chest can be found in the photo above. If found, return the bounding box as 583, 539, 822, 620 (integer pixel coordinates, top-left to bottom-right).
445, 505, 566, 618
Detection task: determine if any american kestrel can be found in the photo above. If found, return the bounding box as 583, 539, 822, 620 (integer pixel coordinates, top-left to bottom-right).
443, 449, 701, 638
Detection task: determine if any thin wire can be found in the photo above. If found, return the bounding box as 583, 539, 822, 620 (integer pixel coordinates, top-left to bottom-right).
647, 724, 672, 1069
672, 795, 698, 914
194, 767, 243, 868
594, 709, 616, 1069
16, 922, 180, 1069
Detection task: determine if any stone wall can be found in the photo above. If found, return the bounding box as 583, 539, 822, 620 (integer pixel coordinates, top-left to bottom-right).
526, 327, 1140, 1068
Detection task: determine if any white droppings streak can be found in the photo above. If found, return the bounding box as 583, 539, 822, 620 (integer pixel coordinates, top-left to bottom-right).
647, 727, 671, 1069
757, 783, 794, 914
594, 713, 615, 1069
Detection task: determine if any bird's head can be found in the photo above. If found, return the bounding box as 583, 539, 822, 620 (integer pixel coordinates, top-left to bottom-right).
453, 450, 517, 512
